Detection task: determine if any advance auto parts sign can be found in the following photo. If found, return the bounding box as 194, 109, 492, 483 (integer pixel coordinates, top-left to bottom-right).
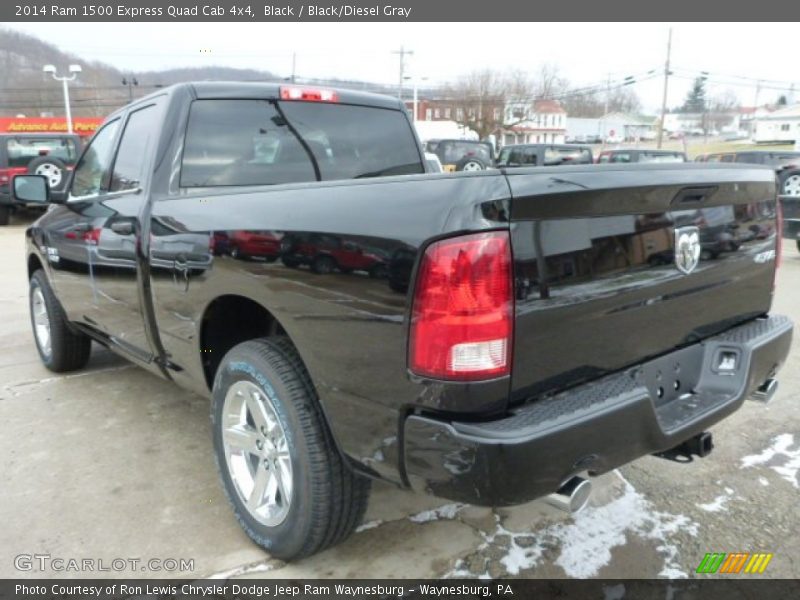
0, 117, 103, 136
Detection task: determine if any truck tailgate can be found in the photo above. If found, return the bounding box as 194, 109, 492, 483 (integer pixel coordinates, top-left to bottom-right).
506, 163, 779, 403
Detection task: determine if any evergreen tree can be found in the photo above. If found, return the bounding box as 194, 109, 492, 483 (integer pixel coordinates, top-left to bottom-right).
682, 77, 707, 113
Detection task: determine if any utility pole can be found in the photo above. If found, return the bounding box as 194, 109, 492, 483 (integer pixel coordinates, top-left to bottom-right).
392, 46, 413, 100
600, 72, 611, 150
122, 76, 138, 102
291, 52, 296, 83
657, 27, 672, 149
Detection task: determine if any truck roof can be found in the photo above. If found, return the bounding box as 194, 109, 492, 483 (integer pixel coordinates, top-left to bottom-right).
108, 81, 405, 120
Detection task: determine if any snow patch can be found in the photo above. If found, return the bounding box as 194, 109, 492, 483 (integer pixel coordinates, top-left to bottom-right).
355, 519, 383, 533
207, 559, 276, 579
696, 488, 735, 513
741, 434, 800, 489
547, 472, 697, 578
409, 503, 465, 523
446, 471, 697, 579
758, 476, 770, 486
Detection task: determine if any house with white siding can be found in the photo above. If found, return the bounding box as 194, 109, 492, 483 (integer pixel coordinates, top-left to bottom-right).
753, 104, 800, 143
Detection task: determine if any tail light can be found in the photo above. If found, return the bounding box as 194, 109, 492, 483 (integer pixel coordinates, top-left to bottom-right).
0, 167, 27, 185
84, 227, 102, 245
280, 86, 338, 102
409, 231, 513, 381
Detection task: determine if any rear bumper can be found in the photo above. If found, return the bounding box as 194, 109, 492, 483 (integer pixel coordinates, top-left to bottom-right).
403, 315, 793, 506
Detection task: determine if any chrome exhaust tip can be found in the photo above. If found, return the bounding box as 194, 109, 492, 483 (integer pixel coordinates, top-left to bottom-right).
545, 476, 592, 514
751, 378, 778, 404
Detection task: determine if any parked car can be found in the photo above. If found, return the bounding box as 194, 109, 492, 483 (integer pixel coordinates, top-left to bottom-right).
424, 139, 495, 171
280, 232, 388, 277
496, 143, 593, 168
0, 133, 83, 225
780, 194, 800, 252
229, 230, 283, 261
16, 82, 792, 561
597, 149, 687, 164
704, 151, 800, 197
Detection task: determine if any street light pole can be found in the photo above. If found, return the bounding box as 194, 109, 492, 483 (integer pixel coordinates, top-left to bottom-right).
656, 28, 672, 149
43, 64, 81, 134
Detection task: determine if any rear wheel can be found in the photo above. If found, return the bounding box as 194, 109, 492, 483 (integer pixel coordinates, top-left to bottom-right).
311, 255, 336, 275
29, 270, 92, 372
457, 158, 486, 171
0, 205, 10, 226
780, 170, 800, 197
27, 156, 68, 192
211, 337, 370, 560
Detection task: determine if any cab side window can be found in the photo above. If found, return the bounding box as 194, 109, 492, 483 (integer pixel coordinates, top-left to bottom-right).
110, 104, 160, 192
70, 119, 120, 199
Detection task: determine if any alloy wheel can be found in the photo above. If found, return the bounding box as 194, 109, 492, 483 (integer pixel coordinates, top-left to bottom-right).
221, 380, 293, 527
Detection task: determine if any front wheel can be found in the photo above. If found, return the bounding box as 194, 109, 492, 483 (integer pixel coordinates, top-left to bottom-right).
211, 337, 371, 560
0, 205, 10, 226
29, 270, 92, 372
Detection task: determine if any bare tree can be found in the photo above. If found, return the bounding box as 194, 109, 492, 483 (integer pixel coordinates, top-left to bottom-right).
561, 86, 642, 118
444, 67, 565, 139
706, 89, 740, 132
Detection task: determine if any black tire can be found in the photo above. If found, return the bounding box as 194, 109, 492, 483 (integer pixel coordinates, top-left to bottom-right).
281, 256, 301, 268
27, 156, 69, 192
369, 263, 388, 279
311, 255, 336, 275
211, 337, 371, 560
29, 270, 92, 372
231, 246, 248, 261
796, 240, 800, 253
779, 169, 800, 197
456, 157, 486, 172
0, 205, 10, 226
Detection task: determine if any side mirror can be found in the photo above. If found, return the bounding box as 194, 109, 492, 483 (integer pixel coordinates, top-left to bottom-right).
12, 175, 55, 204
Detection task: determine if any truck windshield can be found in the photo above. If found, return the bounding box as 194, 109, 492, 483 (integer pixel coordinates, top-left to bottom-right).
180, 99, 424, 187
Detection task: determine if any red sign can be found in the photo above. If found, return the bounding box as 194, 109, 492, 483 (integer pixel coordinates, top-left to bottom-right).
0, 117, 104, 137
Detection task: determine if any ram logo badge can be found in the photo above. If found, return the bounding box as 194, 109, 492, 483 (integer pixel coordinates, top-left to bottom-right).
675, 226, 701, 275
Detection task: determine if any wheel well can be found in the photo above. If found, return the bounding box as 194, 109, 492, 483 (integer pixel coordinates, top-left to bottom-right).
28, 254, 43, 279
200, 295, 285, 390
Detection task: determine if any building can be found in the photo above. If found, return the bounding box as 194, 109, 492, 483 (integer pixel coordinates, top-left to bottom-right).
501, 99, 566, 145
567, 113, 656, 141
405, 97, 567, 145
753, 104, 800, 143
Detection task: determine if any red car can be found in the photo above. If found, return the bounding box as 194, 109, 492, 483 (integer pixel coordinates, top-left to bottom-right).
281, 232, 388, 277
228, 230, 282, 261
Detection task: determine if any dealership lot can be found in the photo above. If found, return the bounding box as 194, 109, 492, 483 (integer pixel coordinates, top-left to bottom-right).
1, 211, 798, 579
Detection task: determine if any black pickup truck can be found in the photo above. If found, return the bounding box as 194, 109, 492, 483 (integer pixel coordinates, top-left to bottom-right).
15, 83, 793, 560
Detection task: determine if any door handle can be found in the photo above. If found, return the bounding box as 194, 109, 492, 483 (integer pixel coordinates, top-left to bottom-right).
110, 221, 134, 235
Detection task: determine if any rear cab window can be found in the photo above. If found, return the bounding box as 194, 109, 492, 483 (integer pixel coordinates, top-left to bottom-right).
6, 137, 79, 168
498, 146, 537, 166
639, 152, 685, 163
180, 99, 424, 187
544, 146, 592, 165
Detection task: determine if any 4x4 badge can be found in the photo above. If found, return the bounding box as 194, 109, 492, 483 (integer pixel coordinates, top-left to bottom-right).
675, 226, 701, 274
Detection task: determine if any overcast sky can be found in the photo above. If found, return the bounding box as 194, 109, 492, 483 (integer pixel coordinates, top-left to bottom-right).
6, 22, 798, 112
